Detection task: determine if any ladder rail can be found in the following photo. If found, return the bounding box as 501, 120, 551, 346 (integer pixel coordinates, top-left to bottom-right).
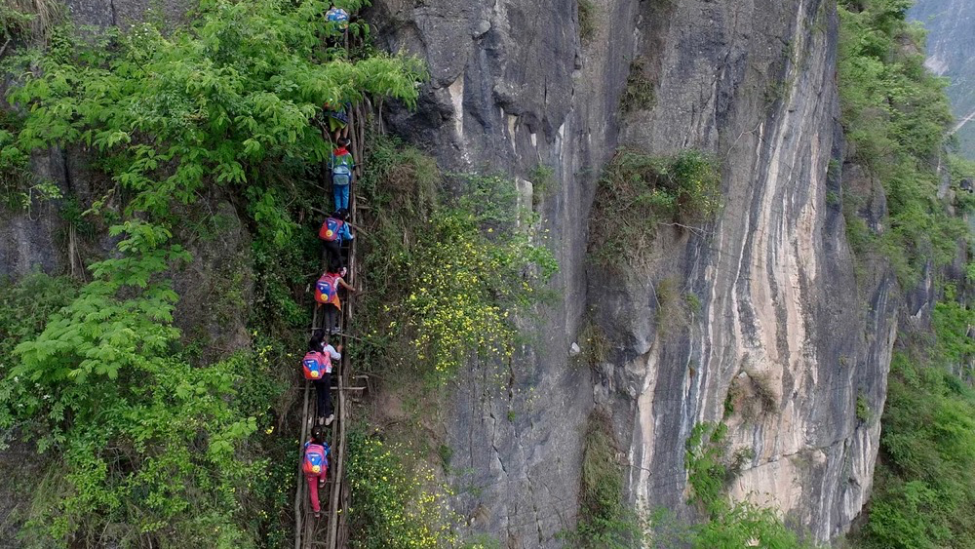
298, 50, 371, 547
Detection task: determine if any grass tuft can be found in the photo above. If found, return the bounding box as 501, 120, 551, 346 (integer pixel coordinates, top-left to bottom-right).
577, 0, 596, 44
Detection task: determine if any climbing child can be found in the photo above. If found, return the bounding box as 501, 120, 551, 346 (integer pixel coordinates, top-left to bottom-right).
314, 265, 355, 335
324, 5, 350, 51
303, 330, 338, 426
302, 426, 330, 519
323, 102, 350, 142
306, 330, 342, 426
318, 208, 354, 272
330, 137, 355, 211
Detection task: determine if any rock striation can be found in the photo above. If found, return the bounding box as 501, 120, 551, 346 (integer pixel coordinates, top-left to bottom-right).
370, 0, 898, 545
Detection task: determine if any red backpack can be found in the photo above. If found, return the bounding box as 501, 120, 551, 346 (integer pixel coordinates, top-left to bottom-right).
315, 273, 339, 305
319, 217, 344, 242
303, 442, 329, 475
302, 351, 328, 380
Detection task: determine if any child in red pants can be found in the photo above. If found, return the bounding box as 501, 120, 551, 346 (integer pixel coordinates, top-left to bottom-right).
303, 427, 330, 518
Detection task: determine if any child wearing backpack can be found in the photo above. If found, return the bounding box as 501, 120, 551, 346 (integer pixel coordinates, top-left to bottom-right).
318, 209, 354, 272
323, 102, 351, 142
330, 137, 355, 211
314, 265, 355, 335
303, 426, 330, 519
304, 330, 342, 426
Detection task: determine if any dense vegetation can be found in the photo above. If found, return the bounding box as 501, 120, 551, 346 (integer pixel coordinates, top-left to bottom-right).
2, 0, 558, 545
0, 0, 425, 546
564, 411, 641, 548
838, 0, 965, 287
837, 0, 975, 547
674, 423, 818, 548
353, 136, 556, 384
346, 429, 461, 549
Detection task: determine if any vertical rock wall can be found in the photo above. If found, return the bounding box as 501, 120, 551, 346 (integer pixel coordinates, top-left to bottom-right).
372, 0, 896, 545
0, 0, 900, 545
604, 0, 897, 540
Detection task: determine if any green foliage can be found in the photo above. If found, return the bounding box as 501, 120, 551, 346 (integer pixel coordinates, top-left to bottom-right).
948, 155, 975, 193
530, 163, 555, 209
839, 5, 975, 546
856, 391, 874, 423
842, 189, 873, 258
1, 1, 428, 545
851, 351, 975, 549
590, 149, 720, 270
0, 109, 61, 212
685, 501, 816, 549
619, 58, 656, 115
837, 0, 965, 288
354, 137, 557, 384
685, 422, 732, 513
567, 411, 645, 548
6, 0, 423, 224
0, 273, 76, 364
931, 288, 975, 374
680, 423, 817, 548
648, 502, 818, 548
0, 225, 263, 547
654, 277, 697, 336
346, 429, 468, 549
577, 0, 597, 44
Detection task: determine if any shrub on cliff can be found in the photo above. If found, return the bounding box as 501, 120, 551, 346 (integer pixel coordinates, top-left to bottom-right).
589, 149, 721, 271
354, 137, 558, 385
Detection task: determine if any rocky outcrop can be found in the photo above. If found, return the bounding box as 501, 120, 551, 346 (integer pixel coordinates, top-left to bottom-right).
601, 0, 897, 539
372, 0, 897, 545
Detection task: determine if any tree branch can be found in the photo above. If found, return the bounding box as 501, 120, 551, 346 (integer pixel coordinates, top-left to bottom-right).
658, 221, 711, 237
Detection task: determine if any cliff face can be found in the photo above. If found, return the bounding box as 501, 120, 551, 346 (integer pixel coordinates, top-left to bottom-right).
910, 0, 975, 159
0, 0, 900, 546
370, 0, 896, 545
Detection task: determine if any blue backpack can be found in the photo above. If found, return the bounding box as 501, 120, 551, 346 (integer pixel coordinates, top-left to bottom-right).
331, 153, 353, 186
325, 7, 349, 30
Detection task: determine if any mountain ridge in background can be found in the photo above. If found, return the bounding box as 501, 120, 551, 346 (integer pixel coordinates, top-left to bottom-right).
911, 0, 975, 159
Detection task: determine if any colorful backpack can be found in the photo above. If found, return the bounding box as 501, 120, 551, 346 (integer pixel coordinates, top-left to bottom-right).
315, 273, 339, 305
325, 7, 349, 30
303, 442, 330, 475
331, 152, 353, 186
318, 217, 344, 242
302, 351, 328, 380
